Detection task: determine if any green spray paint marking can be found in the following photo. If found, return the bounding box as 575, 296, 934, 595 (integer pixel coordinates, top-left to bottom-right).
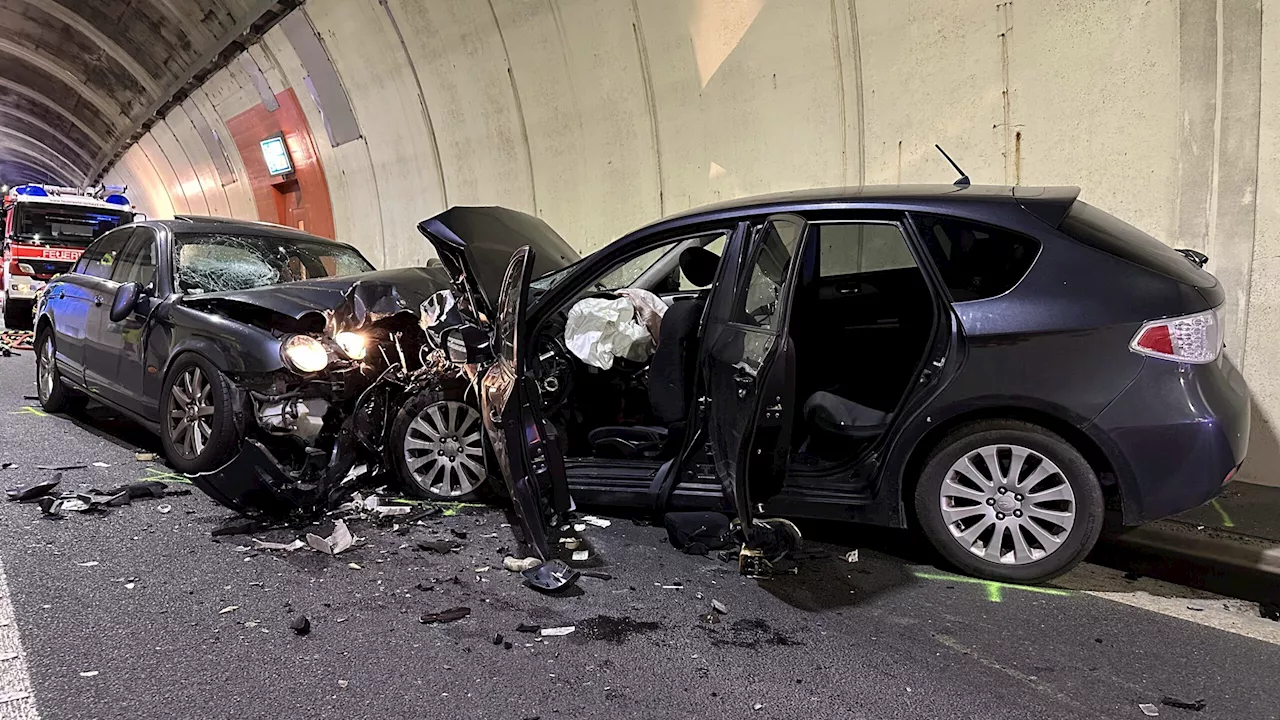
1210, 499, 1236, 528
913, 570, 1071, 603
139, 466, 193, 484
9, 406, 47, 417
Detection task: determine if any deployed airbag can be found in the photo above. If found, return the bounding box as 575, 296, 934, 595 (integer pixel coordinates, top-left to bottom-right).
563, 292, 665, 370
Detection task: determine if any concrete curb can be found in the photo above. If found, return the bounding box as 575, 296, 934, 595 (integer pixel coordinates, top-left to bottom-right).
1095, 520, 1280, 605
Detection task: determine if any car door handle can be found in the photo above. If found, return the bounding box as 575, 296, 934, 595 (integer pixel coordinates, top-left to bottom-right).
732, 363, 756, 398
93, 295, 103, 306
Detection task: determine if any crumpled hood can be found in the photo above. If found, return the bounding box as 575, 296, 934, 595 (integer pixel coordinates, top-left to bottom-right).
181, 266, 454, 321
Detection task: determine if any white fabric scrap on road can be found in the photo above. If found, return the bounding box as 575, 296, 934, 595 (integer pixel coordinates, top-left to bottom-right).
0, 556, 39, 719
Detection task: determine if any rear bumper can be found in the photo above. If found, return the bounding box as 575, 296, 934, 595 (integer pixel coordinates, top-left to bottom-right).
1090, 354, 1250, 525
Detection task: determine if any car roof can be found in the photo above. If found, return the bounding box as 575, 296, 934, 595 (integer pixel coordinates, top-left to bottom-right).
658, 184, 1081, 226
145, 215, 355, 248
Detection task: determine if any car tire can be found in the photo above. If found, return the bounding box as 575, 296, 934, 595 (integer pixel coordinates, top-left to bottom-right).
390, 387, 495, 502
159, 353, 241, 474
4, 296, 31, 330
913, 420, 1104, 584
35, 329, 86, 414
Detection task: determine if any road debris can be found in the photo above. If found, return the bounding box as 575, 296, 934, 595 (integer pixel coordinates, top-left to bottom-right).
700, 612, 721, 625
753, 703, 764, 711
492, 633, 504, 645
581, 515, 612, 528
156, 504, 172, 514
211, 516, 268, 537
581, 571, 613, 580
1161, 696, 1206, 712
664, 511, 732, 556
290, 616, 311, 636
515, 623, 541, 634
306, 520, 355, 555
503, 556, 541, 573
36, 463, 87, 471
347, 563, 362, 570
78, 671, 99, 678
417, 540, 460, 554
75, 561, 99, 567
219, 606, 239, 614
571, 550, 590, 561
712, 600, 729, 614
251, 538, 306, 552
135, 452, 157, 462
845, 550, 860, 563
1139, 703, 1160, 716
420, 606, 471, 624
337, 680, 349, 689
540, 626, 575, 637
7, 478, 60, 502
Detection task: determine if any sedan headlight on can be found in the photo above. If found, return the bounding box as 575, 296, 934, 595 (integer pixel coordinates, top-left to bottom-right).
333, 331, 367, 361
281, 334, 329, 373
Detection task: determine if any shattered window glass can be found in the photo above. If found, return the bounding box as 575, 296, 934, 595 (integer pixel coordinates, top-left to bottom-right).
737, 220, 802, 330
174, 233, 374, 294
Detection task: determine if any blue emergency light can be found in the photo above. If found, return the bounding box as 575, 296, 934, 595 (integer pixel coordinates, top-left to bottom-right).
14, 185, 47, 197
103, 193, 130, 206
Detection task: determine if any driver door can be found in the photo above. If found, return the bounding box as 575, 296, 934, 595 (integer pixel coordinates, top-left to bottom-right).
481, 246, 572, 561
701, 215, 807, 541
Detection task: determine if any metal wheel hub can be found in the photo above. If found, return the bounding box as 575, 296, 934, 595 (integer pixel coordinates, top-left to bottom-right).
38, 338, 54, 401
939, 443, 1077, 565
167, 366, 214, 459
404, 401, 485, 498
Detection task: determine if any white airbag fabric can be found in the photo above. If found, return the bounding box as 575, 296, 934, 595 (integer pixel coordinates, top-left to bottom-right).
564, 296, 657, 370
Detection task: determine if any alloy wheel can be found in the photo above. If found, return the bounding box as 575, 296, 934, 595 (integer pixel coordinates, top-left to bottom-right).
37, 336, 54, 402
403, 400, 486, 497
167, 366, 215, 459
938, 444, 1077, 565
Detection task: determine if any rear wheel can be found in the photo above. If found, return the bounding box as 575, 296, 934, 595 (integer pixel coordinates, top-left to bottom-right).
391, 390, 493, 502
35, 329, 85, 413
4, 295, 32, 330
914, 420, 1104, 584
159, 354, 241, 474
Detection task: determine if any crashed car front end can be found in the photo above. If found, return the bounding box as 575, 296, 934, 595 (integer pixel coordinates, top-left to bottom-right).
191, 278, 468, 518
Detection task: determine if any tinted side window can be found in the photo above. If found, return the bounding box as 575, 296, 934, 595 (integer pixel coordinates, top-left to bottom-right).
111, 231, 158, 286
818, 223, 916, 277
81, 230, 133, 280
913, 216, 1039, 302
737, 219, 802, 330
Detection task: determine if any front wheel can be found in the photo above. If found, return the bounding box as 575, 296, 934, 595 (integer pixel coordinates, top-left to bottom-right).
35, 329, 86, 413
390, 390, 494, 502
159, 354, 241, 474
914, 420, 1104, 584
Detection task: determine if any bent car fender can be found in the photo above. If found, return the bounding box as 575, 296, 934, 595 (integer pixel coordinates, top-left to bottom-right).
165, 306, 286, 374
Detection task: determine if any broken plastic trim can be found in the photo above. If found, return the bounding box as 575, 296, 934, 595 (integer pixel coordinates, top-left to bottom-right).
191, 440, 309, 517
521, 559, 580, 593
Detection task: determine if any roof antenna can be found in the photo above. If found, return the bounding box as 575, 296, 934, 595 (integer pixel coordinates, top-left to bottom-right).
935, 145, 971, 187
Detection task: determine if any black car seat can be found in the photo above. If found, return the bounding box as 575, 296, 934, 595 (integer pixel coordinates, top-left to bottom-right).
802, 391, 891, 456
588, 246, 721, 459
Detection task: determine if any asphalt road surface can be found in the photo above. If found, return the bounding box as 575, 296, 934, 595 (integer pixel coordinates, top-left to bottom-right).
0, 345, 1277, 719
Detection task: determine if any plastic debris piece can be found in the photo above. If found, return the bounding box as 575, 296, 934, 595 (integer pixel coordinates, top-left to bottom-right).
711, 600, 729, 614
7, 479, 60, 502
1161, 697, 1206, 712
156, 504, 172, 514
582, 515, 612, 528
92, 462, 111, 468
503, 556, 542, 573
251, 538, 306, 552
503, 641, 512, 650
61, 498, 90, 512
573, 523, 587, 532
1139, 703, 1160, 717
0, 691, 32, 703
0, 463, 14, 470
290, 616, 311, 636
373, 505, 411, 518
540, 626, 575, 637
306, 520, 355, 555
492, 633, 504, 645
474, 566, 491, 573
211, 516, 267, 537
123, 583, 136, 590
219, 606, 239, 614
75, 561, 99, 567
571, 550, 590, 561
135, 452, 157, 462
700, 612, 720, 625
36, 463, 87, 471
845, 550, 859, 563
694, 591, 704, 600
420, 606, 471, 624
78, 671, 99, 677
581, 571, 613, 580
661, 583, 684, 590
559, 538, 583, 550
337, 680, 349, 689
753, 703, 764, 711
417, 540, 459, 554
450, 529, 468, 539
516, 623, 541, 634
522, 560, 581, 593
37, 497, 64, 517
347, 563, 362, 570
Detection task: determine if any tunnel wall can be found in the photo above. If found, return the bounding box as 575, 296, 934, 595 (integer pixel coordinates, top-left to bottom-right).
100, 0, 1280, 486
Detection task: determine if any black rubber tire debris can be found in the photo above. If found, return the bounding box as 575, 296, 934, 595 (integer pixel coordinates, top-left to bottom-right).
420, 607, 471, 624
1161, 696, 1206, 712
290, 616, 311, 636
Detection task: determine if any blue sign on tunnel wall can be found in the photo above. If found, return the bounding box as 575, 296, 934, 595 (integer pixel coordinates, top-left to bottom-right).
260, 135, 294, 176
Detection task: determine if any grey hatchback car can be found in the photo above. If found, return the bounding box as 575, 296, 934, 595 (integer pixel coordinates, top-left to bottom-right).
420, 185, 1249, 584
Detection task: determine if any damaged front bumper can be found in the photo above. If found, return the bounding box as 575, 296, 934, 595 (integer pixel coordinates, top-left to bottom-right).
192, 439, 316, 517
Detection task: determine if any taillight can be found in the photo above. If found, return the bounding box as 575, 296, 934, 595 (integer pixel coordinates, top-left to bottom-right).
1130, 308, 1223, 364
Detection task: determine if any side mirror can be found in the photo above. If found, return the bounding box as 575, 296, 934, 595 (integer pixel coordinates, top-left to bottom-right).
109, 282, 142, 322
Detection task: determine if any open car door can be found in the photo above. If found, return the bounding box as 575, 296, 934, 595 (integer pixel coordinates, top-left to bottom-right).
480, 246, 578, 591
701, 215, 807, 548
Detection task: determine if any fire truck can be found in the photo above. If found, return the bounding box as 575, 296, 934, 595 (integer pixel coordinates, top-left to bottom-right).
2, 184, 139, 329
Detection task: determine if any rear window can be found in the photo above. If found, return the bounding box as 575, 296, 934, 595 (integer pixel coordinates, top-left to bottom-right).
1058, 201, 1216, 288
913, 215, 1040, 302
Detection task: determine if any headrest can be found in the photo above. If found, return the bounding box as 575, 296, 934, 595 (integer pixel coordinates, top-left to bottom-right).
679, 246, 721, 287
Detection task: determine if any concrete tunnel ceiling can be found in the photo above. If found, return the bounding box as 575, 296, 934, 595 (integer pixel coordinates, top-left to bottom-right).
0, 0, 301, 187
